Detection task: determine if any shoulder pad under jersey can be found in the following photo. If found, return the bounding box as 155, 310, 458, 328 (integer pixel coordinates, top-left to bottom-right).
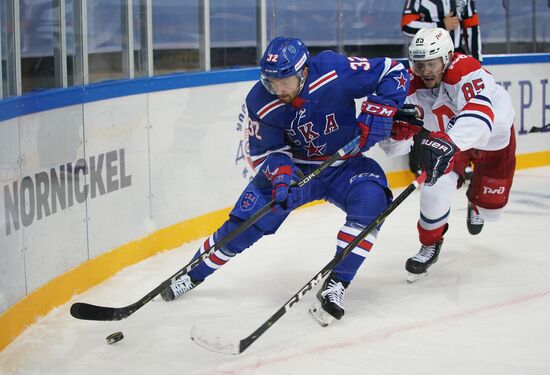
444, 53, 482, 85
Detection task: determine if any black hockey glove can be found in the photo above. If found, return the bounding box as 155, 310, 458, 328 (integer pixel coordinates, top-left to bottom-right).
420, 131, 459, 186
391, 104, 424, 141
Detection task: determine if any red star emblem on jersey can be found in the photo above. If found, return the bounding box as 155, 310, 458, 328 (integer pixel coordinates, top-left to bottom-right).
305, 141, 327, 157
394, 72, 408, 91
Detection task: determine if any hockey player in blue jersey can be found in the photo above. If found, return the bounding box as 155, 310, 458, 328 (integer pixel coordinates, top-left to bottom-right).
160, 37, 413, 326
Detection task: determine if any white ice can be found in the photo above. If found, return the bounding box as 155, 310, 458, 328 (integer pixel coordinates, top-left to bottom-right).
1, 167, 549, 375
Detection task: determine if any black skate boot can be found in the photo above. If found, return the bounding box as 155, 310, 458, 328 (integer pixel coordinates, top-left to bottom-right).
467, 202, 484, 235
406, 239, 443, 283
160, 274, 203, 301
309, 272, 350, 327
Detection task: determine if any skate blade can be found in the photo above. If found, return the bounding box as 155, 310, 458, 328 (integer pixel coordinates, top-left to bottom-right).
407, 272, 428, 283
308, 303, 334, 327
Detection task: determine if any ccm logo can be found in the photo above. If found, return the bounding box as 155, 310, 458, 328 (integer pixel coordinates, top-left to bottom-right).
361, 102, 397, 117
483, 186, 505, 194
422, 139, 450, 152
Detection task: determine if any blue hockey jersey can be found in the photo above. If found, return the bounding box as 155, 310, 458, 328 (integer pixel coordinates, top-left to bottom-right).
245, 51, 410, 168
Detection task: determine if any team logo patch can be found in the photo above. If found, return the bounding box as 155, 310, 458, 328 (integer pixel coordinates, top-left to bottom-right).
479, 177, 508, 205
240, 191, 259, 211
235, 101, 257, 182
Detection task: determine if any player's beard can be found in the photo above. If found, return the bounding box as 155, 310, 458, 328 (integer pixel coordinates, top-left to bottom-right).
277, 88, 301, 103
414, 64, 445, 88
420, 70, 444, 88
278, 94, 294, 103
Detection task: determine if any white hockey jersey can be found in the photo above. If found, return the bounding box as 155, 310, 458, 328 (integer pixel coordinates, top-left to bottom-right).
407, 52, 515, 152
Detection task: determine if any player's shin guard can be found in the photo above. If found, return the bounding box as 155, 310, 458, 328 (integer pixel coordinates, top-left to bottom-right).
332, 222, 376, 281
187, 217, 265, 281
160, 232, 226, 301
186, 234, 236, 282
161, 217, 265, 301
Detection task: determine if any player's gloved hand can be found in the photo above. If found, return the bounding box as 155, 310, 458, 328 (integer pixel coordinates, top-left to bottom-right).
391, 104, 424, 141
357, 98, 397, 153
261, 153, 304, 213
420, 131, 459, 186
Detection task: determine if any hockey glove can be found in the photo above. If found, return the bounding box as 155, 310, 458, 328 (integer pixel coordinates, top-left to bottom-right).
261, 153, 304, 213
391, 104, 424, 141
420, 131, 459, 186
356, 99, 397, 153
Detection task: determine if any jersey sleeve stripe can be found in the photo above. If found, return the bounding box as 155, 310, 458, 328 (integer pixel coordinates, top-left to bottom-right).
378, 58, 393, 83
378, 59, 406, 84
462, 102, 494, 122
473, 94, 492, 105
309, 70, 338, 94
257, 99, 285, 119
456, 113, 493, 131
387, 62, 406, 76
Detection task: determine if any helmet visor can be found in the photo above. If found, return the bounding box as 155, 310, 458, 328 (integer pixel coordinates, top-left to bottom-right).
410, 57, 445, 76
260, 70, 306, 96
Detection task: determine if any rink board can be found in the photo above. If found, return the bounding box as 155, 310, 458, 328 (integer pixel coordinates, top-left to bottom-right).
0, 55, 549, 351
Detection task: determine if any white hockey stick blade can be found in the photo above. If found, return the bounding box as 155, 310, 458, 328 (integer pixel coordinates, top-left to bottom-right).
407, 271, 428, 284
190, 325, 241, 355
308, 301, 334, 327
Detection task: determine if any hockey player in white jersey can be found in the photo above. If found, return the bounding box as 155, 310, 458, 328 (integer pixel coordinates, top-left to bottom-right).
388, 28, 517, 282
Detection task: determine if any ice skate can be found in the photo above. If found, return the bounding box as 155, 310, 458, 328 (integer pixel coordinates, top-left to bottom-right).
467, 202, 484, 235
160, 274, 202, 301
309, 272, 349, 327
405, 239, 443, 283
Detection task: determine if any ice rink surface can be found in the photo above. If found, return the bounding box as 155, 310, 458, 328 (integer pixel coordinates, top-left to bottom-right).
1, 167, 549, 375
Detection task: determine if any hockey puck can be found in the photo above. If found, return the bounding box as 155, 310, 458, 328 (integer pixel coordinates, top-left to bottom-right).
106, 331, 124, 345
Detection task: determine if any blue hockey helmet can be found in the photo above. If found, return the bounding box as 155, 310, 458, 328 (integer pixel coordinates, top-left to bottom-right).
260, 37, 310, 95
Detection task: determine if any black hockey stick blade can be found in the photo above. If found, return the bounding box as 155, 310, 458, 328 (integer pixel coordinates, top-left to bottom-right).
70, 284, 165, 321
190, 172, 427, 354
70, 136, 361, 322
71, 303, 128, 321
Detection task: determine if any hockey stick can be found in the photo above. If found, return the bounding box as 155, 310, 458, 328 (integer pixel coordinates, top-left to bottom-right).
191, 171, 427, 355
70, 135, 361, 321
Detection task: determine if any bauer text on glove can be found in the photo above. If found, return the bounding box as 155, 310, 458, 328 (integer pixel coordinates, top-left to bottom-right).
420, 131, 459, 186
